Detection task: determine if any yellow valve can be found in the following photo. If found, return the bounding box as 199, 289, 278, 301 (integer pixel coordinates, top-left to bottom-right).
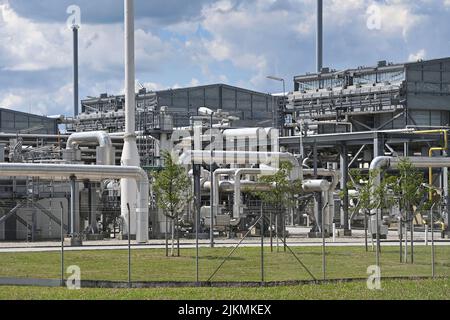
414, 130, 449, 200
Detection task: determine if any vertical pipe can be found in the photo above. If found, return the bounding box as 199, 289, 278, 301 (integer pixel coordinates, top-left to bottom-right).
70, 176, 76, 235
341, 144, 350, 231
124, 0, 136, 137
122, 0, 143, 242
72, 26, 79, 118
193, 164, 201, 283
316, 0, 323, 73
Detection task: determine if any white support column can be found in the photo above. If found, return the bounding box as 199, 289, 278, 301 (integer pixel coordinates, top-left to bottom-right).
121, 0, 146, 242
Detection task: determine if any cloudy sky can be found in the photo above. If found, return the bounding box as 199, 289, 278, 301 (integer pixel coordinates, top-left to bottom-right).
0, 0, 449, 116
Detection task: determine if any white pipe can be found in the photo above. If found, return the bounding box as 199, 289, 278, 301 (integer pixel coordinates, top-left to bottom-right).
212, 169, 238, 219
182, 151, 302, 180
303, 169, 340, 227
67, 131, 112, 148
370, 156, 450, 235
303, 179, 331, 192
202, 180, 273, 193
67, 131, 115, 165
0, 163, 149, 241
121, 0, 143, 241
234, 168, 277, 218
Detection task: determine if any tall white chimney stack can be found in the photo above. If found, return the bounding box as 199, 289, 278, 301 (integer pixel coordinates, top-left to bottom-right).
121, 0, 147, 243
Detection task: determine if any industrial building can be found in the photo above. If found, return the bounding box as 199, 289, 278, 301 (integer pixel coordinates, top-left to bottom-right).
0, 0, 449, 245
78, 84, 277, 129
281, 57, 450, 236
1, 55, 449, 242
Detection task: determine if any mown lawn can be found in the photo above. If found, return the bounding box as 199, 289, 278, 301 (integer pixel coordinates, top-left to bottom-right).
0, 246, 448, 282
0, 279, 448, 300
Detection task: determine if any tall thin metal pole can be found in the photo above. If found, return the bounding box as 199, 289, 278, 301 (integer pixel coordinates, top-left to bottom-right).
60, 202, 65, 287
410, 217, 414, 264
70, 176, 76, 236
399, 217, 403, 263
72, 25, 79, 118
276, 214, 279, 253
431, 208, 435, 278
210, 113, 214, 248
316, 0, 323, 73
322, 202, 328, 280
269, 212, 273, 252
364, 213, 368, 252
193, 164, 201, 283
405, 217, 408, 263
376, 207, 380, 268
196, 206, 200, 283
260, 202, 264, 283
283, 212, 287, 252
127, 203, 131, 288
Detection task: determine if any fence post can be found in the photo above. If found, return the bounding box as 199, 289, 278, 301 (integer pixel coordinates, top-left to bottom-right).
127, 203, 131, 288
60, 202, 64, 287
260, 202, 264, 283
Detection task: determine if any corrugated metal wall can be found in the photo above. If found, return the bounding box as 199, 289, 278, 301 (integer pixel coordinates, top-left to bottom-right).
157, 84, 275, 127
407, 59, 450, 111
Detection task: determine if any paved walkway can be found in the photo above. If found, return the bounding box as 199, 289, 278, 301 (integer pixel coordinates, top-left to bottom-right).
0, 228, 448, 253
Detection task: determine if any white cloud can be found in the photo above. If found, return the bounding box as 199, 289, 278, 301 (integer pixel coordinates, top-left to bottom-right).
0, 93, 24, 108
0, 0, 449, 116
0, 3, 71, 71
409, 49, 427, 62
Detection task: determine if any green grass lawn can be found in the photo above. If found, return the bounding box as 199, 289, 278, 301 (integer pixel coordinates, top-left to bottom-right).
0, 245, 448, 300
0, 245, 448, 283
0, 279, 448, 300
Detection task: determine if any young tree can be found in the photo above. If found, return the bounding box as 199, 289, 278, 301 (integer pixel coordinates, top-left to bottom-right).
347, 169, 381, 252
348, 167, 393, 266
251, 161, 303, 252
153, 151, 191, 257
386, 158, 426, 263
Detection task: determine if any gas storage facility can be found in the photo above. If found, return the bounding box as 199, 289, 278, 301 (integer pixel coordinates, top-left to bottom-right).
0, 0, 449, 245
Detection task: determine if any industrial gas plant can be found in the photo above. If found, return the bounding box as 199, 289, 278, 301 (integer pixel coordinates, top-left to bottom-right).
0, 0, 449, 246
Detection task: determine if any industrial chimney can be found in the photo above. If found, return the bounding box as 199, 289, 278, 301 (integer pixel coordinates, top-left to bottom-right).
316, 0, 323, 73
72, 24, 79, 117
121, 0, 147, 243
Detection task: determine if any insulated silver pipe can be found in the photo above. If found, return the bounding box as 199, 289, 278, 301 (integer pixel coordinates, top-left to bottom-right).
0, 163, 149, 243
234, 168, 277, 218
181, 151, 302, 180
370, 156, 450, 244
67, 131, 112, 149
303, 169, 340, 229
67, 131, 115, 165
